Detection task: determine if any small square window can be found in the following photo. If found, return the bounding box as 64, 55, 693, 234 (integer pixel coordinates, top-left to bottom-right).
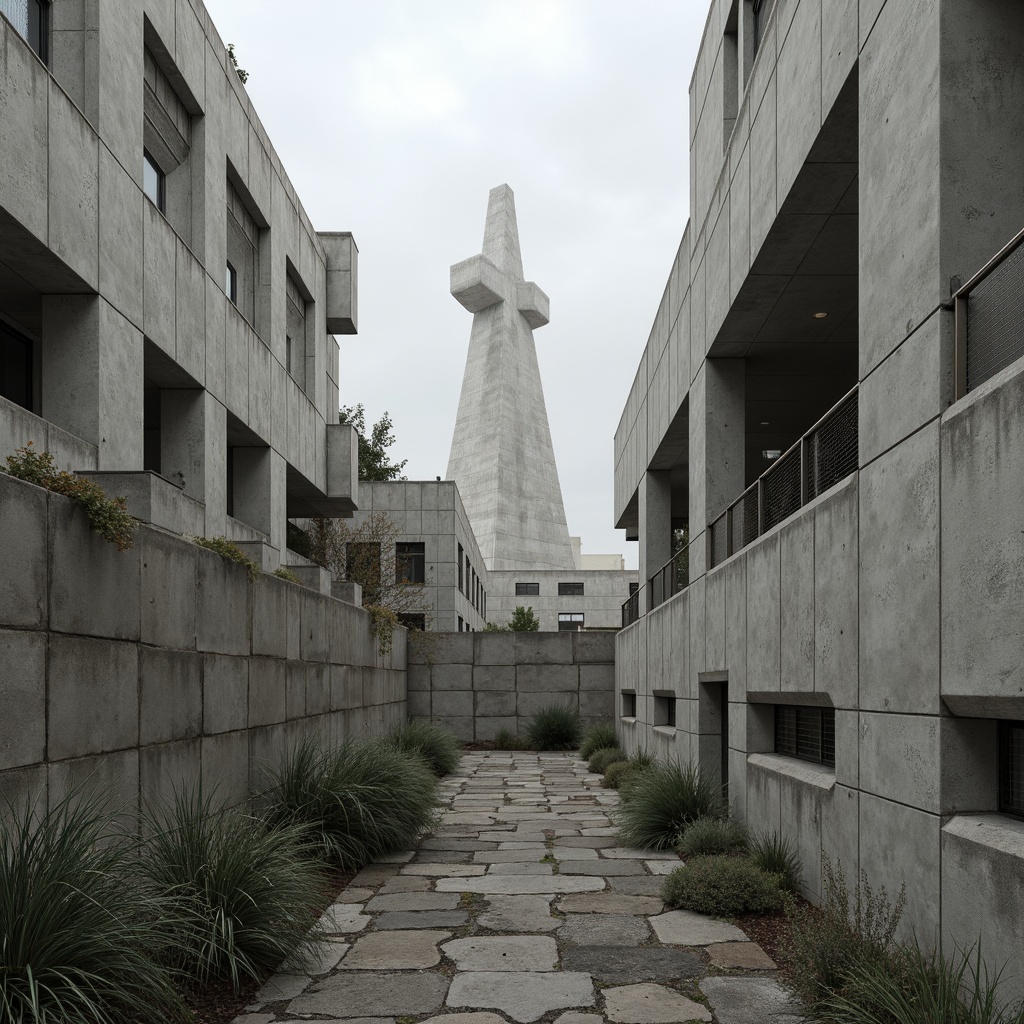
226, 261, 238, 304
559, 582, 584, 596
774, 705, 835, 769
621, 692, 637, 718
516, 582, 539, 596
558, 612, 584, 632
143, 150, 165, 212
653, 693, 677, 728
396, 542, 425, 585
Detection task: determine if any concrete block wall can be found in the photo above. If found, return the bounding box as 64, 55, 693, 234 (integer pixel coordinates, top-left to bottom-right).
0, 472, 407, 826
408, 631, 615, 743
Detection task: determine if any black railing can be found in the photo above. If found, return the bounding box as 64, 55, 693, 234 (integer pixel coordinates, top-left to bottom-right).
622, 589, 640, 628
708, 385, 859, 569
646, 542, 690, 614
953, 225, 1024, 397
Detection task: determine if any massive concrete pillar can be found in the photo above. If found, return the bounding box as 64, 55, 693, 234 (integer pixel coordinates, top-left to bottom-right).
638, 470, 672, 613
447, 184, 574, 571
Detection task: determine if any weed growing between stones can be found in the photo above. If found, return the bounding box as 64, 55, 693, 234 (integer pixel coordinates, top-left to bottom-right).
187, 534, 261, 580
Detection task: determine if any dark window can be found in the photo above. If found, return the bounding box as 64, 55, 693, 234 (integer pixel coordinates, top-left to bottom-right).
999, 720, 1024, 818
398, 613, 426, 631
558, 612, 584, 632
622, 692, 637, 718
458, 615, 464, 632
142, 150, 165, 211
516, 582, 539, 596
654, 694, 677, 728
346, 542, 381, 603
3, 0, 47, 62
225, 444, 235, 517
226, 179, 258, 322
396, 542, 425, 584
752, 0, 775, 54
225, 261, 237, 304
457, 544, 464, 592
559, 582, 584, 596
629, 581, 639, 596
0, 321, 33, 411
775, 705, 835, 769
285, 271, 307, 388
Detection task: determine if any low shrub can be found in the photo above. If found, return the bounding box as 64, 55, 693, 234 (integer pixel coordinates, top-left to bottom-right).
266, 737, 439, 869
526, 704, 581, 750
676, 816, 749, 858
588, 746, 628, 774
4, 443, 137, 550
579, 722, 617, 760
140, 787, 325, 991
0, 792, 186, 1023
661, 855, 786, 916
614, 759, 726, 849
492, 729, 529, 750
188, 535, 260, 580
273, 566, 301, 583
387, 719, 461, 776
749, 829, 802, 893
601, 760, 639, 790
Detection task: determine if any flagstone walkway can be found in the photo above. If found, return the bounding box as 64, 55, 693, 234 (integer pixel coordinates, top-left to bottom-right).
233, 751, 803, 1024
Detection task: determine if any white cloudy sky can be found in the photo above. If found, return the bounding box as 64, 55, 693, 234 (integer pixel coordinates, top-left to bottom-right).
204, 1, 706, 569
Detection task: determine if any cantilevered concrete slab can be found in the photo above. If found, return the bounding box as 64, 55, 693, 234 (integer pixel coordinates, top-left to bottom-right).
447, 185, 575, 571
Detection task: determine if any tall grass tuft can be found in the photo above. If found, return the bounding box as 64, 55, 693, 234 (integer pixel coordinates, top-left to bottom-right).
0, 793, 187, 1024
492, 729, 529, 750
266, 737, 439, 869
748, 829, 802, 893
526, 704, 581, 750
139, 786, 326, 991
614, 758, 726, 849
579, 722, 618, 760
676, 816, 750, 858
387, 719, 462, 776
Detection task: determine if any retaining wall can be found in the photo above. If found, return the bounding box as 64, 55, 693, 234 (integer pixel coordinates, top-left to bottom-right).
408, 631, 616, 741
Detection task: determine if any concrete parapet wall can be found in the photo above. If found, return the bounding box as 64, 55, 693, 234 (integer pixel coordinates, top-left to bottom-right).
408, 631, 615, 742
0, 472, 407, 825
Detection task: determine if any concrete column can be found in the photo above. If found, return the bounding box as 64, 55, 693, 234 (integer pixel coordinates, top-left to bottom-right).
160, 389, 206, 498
203, 397, 227, 538
638, 470, 672, 613
232, 445, 272, 538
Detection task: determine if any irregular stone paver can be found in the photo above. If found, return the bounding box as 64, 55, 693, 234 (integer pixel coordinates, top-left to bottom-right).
558, 913, 651, 946
366, 892, 462, 912
319, 904, 372, 934
340, 930, 450, 969
604, 982, 712, 1023
473, 849, 548, 863
402, 863, 488, 876
700, 976, 803, 1023
477, 895, 560, 932
435, 874, 604, 894
550, 846, 599, 859
607, 875, 668, 896
558, 859, 644, 876
649, 909, 747, 945
307, 940, 351, 975
291, 971, 449, 1016
249, 972, 310, 1006
557, 893, 663, 915
707, 941, 778, 970
375, 910, 470, 930
488, 861, 554, 875
442, 935, 559, 971
561, 946, 704, 985
350, 866, 399, 886
446, 970, 595, 1023
553, 1013, 603, 1024
378, 875, 432, 893
422, 1014, 508, 1024
644, 860, 680, 875
600, 848, 679, 860
338, 887, 376, 902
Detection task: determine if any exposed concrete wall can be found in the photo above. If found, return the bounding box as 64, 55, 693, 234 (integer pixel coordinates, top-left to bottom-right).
408, 632, 615, 743
488, 569, 638, 633
0, 472, 407, 826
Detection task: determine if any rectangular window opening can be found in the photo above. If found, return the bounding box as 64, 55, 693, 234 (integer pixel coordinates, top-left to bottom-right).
774, 705, 835, 769
558, 612, 584, 632
622, 692, 637, 718
457, 544, 464, 592
999, 720, 1024, 819
654, 693, 677, 728
0, 321, 33, 411
143, 150, 166, 212
559, 582, 585, 596
395, 541, 425, 585
516, 582, 539, 596
4, 0, 48, 63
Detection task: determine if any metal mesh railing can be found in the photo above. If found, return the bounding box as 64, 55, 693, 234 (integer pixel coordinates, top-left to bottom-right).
646, 543, 690, 614
964, 238, 1024, 392
621, 589, 640, 629
807, 388, 859, 500
732, 485, 759, 552
762, 447, 801, 532
710, 518, 729, 568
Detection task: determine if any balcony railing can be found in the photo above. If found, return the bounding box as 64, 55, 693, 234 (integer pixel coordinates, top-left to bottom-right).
621, 588, 640, 628
646, 542, 690, 614
708, 385, 859, 570
953, 225, 1024, 398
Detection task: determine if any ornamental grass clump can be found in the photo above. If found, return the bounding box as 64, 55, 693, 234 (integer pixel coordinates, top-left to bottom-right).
587, 746, 628, 774
266, 737, 439, 869
387, 719, 462, 776
139, 786, 326, 992
579, 722, 617, 760
661, 855, 786, 916
492, 728, 529, 750
0, 793, 187, 1024
526, 704, 581, 750
748, 829, 802, 893
601, 759, 639, 790
676, 815, 750, 858
614, 758, 726, 849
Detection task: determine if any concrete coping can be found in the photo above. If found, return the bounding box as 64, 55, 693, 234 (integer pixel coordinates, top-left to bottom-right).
746, 753, 835, 791
942, 814, 1024, 859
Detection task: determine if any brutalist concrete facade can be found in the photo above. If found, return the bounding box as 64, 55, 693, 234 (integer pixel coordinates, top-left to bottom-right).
613, 0, 1024, 995
0, 0, 359, 565
488, 569, 638, 633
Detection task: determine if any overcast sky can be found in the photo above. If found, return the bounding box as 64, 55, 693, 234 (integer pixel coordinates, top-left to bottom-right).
204, 1, 706, 569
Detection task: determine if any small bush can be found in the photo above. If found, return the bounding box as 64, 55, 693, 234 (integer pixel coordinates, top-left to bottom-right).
601, 760, 640, 790
749, 830, 802, 893
388, 720, 461, 776
615, 759, 726, 849
580, 723, 618, 760
189, 535, 260, 580
0, 792, 186, 1023
4, 443, 137, 550
526, 704, 581, 750
273, 565, 301, 583
493, 729, 529, 750
266, 737, 439, 870
661, 855, 786, 916
677, 816, 749, 858
140, 787, 325, 991
588, 746, 628, 774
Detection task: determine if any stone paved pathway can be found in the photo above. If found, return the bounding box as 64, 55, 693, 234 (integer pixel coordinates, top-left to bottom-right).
232, 751, 802, 1024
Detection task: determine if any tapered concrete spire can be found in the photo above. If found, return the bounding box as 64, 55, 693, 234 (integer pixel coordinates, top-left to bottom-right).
447, 185, 575, 571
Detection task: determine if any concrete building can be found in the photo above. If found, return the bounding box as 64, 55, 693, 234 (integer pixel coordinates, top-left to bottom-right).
0, 0, 359, 568
614, 0, 1024, 995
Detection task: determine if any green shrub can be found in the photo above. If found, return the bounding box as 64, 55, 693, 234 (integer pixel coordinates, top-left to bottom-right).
661, 855, 785, 916
588, 746, 628, 774
677, 816, 749, 858
526, 704, 581, 750
749, 829, 802, 893
614, 759, 726, 849
579, 722, 618, 760
139, 787, 325, 991
601, 759, 640, 790
188, 535, 260, 580
387, 719, 461, 776
273, 565, 301, 583
266, 737, 439, 869
0, 793, 186, 1023
4, 443, 137, 550
493, 729, 528, 750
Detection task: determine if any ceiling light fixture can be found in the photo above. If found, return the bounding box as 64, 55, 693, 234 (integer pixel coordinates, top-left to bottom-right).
762, 449, 781, 460
813, 311, 828, 319
760, 420, 770, 426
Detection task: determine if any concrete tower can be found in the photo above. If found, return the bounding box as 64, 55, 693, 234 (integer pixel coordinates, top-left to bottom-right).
447, 185, 575, 571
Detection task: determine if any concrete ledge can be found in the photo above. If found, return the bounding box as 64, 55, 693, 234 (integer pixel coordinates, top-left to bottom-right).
942, 813, 1024, 859
79, 470, 204, 537
747, 752, 836, 791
